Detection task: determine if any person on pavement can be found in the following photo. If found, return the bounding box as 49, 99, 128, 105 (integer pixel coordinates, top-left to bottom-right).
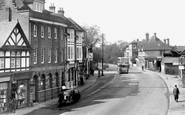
173, 85, 180, 102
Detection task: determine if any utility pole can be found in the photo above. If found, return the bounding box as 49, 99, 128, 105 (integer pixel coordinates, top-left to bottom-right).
101, 34, 104, 76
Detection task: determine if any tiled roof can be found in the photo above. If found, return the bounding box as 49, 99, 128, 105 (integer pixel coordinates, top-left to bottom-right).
18, 4, 67, 25
67, 18, 85, 32
0, 21, 17, 47
137, 34, 172, 51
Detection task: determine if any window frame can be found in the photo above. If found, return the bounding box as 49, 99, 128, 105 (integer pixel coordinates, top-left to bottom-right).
54, 28, 57, 39
41, 26, 44, 38
33, 24, 37, 37
48, 27, 51, 39
33, 49, 37, 64
41, 49, 44, 64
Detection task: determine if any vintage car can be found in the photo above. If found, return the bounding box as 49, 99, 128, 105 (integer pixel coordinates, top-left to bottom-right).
118, 64, 129, 74
58, 88, 81, 107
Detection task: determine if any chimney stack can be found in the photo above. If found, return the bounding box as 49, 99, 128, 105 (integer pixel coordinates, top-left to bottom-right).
166, 38, 170, 46
154, 33, 156, 38
49, 3, 55, 13
58, 7, 64, 15
163, 39, 166, 44
145, 32, 149, 41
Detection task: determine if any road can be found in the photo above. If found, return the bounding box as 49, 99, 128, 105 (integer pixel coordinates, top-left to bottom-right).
25, 67, 169, 115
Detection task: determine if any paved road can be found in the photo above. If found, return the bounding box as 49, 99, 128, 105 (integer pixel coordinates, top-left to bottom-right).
25, 67, 169, 115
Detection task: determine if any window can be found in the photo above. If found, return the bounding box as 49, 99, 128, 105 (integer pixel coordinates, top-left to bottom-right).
48, 27, 51, 38
55, 49, 57, 63
41, 26, 44, 38
33, 24, 37, 37
48, 48, 51, 63
54, 28, 57, 39
16, 52, 21, 68
33, 49, 37, 64
61, 49, 64, 63
0, 58, 4, 69
77, 47, 79, 59
11, 51, 15, 68
41, 49, 44, 64
67, 46, 70, 59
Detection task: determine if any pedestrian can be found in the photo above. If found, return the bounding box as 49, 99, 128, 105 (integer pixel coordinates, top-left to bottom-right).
141, 64, 144, 71
173, 85, 180, 102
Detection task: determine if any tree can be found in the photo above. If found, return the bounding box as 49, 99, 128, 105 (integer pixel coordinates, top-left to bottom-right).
82, 25, 101, 47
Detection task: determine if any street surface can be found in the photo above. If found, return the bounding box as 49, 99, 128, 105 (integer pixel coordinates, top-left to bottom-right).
25, 66, 169, 115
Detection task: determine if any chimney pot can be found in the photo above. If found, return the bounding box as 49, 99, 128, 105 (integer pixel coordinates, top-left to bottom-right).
145, 32, 149, 41
58, 7, 64, 15
49, 3, 55, 13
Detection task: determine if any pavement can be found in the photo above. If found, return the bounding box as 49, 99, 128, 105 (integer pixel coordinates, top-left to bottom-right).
4, 68, 185, 115
144, 68, 185, 115
4, 73, 100, 115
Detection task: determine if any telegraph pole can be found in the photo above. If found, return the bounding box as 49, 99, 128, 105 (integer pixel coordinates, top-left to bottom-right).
101, 34, 104, 76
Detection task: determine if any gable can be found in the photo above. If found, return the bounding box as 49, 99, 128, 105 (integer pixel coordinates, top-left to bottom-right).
2, 22, 31, 50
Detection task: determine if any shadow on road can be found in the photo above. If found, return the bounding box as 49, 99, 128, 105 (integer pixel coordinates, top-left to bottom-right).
24, 74, 140, 115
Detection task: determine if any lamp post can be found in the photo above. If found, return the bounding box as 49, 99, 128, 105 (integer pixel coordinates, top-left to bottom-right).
101, 34, 104, 76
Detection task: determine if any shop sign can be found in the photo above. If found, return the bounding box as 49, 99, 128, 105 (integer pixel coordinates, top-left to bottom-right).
173, 62, 179, 65
179, 65, 184, 69
0, 77, 10, 82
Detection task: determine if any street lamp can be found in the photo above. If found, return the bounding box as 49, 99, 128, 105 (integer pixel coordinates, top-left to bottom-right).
101, 34, 104, 76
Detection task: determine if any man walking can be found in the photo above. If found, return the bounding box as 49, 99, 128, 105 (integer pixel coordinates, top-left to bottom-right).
173, 85, 180, 102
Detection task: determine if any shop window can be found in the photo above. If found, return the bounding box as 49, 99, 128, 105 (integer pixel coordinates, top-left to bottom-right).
55, 73, 59, 87
38, 75, 45, 90
45, 75, 50, 89
0, 83, 7, 113
49, 73, 52, 88
17, 80, 28, 107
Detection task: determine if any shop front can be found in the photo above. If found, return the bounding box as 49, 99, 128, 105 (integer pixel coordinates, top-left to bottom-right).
11, 71, 32, 108
0, 76, 11, 113
30, 69, 64, 103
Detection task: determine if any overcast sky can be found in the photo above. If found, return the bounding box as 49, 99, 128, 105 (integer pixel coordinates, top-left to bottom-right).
45, 0, 185, 46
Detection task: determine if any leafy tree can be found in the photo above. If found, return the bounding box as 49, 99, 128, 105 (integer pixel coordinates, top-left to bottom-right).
82, 25, 101, 47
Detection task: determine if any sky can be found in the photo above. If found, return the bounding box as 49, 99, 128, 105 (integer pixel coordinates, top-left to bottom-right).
45, 0, 185, 46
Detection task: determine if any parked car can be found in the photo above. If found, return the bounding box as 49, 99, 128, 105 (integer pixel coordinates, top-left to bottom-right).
58, 88, 81, 107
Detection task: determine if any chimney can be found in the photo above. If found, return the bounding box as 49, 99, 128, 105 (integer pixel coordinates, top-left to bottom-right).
166, 38, 170, 46
163, 39, 166, 44
49, 3, 55, 13
154, 33, 156, 38
145, 32, 149, 41
58, 7, 64, 15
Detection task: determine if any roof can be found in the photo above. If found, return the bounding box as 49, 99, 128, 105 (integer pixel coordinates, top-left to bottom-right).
0, 21, 17, 47
137, 34, 172, 51
18, 4, 67, 26
67, 18, 85, 32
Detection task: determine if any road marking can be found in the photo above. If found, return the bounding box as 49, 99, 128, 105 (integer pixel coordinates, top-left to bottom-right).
87, 75, 118, 96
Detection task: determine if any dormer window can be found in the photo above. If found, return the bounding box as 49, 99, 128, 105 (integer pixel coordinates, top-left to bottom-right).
30, 1, 44, 12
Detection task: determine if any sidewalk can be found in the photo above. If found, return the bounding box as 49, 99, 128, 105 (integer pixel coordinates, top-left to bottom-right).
4, 74, 99, 115
145, 69, 185, 115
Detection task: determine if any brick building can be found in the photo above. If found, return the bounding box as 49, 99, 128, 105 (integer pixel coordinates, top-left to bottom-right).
0, 0, 86, 111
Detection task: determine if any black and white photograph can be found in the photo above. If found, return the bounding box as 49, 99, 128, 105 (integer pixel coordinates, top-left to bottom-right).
0, 0, 185, 115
